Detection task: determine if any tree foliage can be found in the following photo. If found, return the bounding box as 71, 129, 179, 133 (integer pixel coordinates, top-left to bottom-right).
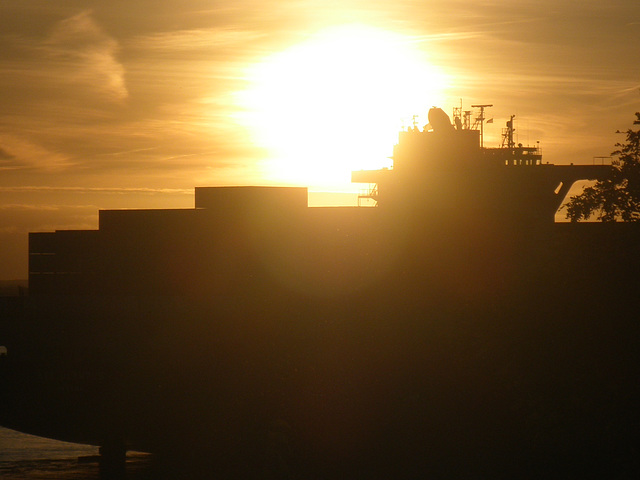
564, 112, 640, 222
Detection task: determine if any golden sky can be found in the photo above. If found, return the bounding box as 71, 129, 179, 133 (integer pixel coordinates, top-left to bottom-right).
1, 0, 639, 279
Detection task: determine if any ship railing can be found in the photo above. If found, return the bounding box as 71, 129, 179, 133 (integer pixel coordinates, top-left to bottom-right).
593, 156, 612, 165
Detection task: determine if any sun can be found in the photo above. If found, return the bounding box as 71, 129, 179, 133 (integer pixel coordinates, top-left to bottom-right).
238, 25, 448, 188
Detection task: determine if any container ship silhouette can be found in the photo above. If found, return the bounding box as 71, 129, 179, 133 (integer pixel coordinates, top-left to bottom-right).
1, 106, 638, 478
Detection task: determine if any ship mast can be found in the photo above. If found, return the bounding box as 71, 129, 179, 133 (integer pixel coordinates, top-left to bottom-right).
501, 115, 516, 149
471, 104, 493, 148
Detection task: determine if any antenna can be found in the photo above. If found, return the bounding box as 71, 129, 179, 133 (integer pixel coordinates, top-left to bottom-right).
471, 104, 493, 148
452, 99, 462, 129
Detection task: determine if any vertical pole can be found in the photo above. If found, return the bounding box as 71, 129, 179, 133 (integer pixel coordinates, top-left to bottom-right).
99, 438, 126, 478
479, 106, 485, 148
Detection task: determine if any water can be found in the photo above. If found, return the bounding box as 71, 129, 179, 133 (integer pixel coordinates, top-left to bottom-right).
0, 427, 151, 479
0, 427, 98, 462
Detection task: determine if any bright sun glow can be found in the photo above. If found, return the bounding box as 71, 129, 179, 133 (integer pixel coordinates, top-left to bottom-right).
238, 25, 448, 187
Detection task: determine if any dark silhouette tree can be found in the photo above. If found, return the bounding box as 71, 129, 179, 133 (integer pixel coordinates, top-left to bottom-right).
564, 112, 640, 222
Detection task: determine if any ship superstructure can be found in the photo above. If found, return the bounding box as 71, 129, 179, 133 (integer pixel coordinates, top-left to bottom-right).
354, 105, 610, 223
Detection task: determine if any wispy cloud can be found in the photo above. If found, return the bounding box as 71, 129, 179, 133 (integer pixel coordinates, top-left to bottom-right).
0, 10, 132, 171
0, 146, 22, 171
0, 146, 15, 160
43, 10, 127, 101
0, 134, 71, 170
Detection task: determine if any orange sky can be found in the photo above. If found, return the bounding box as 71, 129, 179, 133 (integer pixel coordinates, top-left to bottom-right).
1, 0, 639, 279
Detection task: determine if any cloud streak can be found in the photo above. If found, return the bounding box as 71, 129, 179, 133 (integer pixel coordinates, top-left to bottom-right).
0, 186, 193, 195
130, 27, 264, 53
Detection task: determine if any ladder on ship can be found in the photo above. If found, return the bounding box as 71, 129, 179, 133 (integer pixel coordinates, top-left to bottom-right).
358, 183, 379, 206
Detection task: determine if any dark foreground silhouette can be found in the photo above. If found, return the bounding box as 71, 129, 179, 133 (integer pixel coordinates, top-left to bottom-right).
1, 108, 638, 479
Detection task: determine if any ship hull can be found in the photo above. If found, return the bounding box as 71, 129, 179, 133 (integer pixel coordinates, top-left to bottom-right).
2, 222, 639, 478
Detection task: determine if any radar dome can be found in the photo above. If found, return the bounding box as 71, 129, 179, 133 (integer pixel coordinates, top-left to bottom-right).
427, 107, 454, 132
